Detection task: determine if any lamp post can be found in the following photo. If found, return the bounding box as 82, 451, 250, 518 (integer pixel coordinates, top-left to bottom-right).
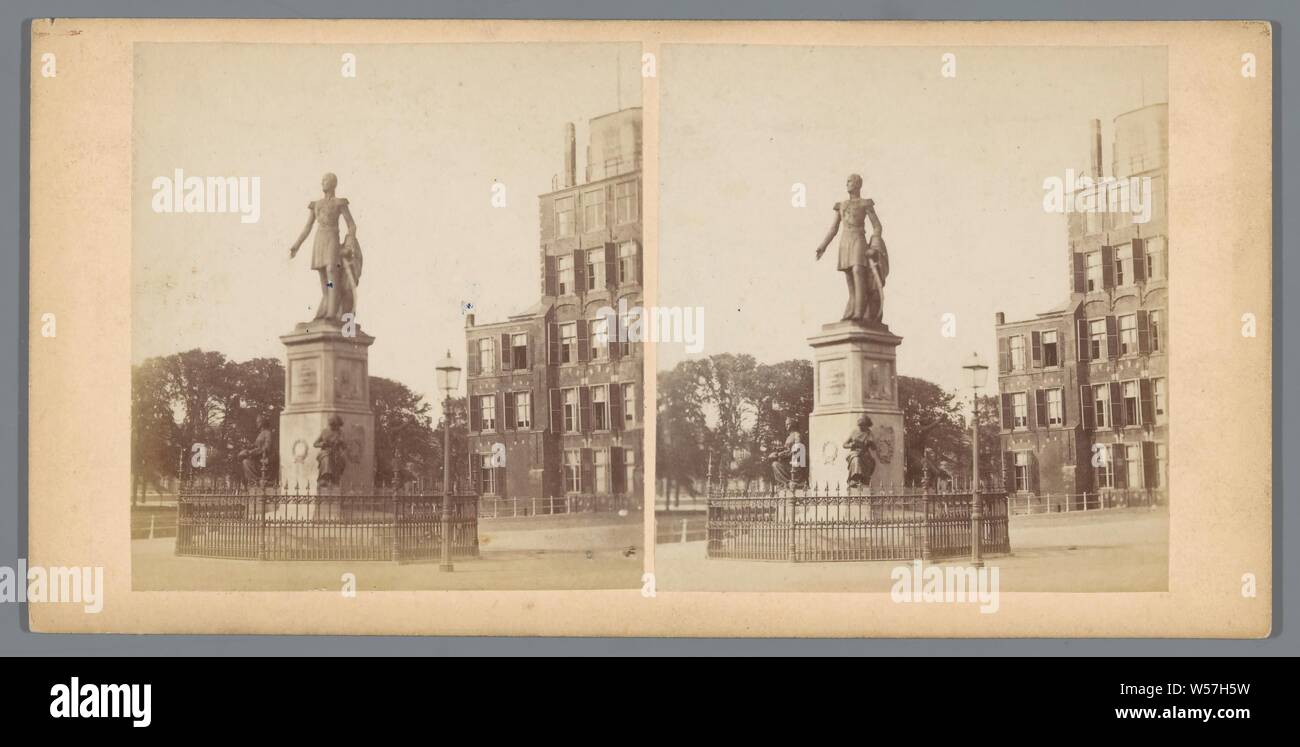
436, 349, 462, 573
963, 351, 989, 568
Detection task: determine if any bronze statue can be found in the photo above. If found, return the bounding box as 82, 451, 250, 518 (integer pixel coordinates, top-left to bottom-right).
814, 174, 889, 325
289, 173, 362, 322
843, 415, 878, 487
238, 414, 274, 486
313, 414, 349, 487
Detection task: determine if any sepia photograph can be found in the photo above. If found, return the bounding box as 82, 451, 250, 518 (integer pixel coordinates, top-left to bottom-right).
127, 40, 646, 591
654, 44, 1173, 594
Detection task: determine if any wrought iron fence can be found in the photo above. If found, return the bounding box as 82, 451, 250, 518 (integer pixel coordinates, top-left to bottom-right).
176, 481, 480, 563
706, 487, 1009, 562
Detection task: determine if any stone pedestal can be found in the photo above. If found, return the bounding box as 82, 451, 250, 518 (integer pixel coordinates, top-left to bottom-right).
279, 321, 376, 491
807, 322, 906, 490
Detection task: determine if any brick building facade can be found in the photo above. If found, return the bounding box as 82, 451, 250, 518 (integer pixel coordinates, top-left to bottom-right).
996, 103, 1168, 505
464, 108, 643, 507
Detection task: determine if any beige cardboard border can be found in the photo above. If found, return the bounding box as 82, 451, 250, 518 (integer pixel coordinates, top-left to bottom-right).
29, 19, 1271, 637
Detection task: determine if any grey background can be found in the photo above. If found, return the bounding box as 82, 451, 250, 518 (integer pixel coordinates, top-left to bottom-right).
2, 0, 1293, 656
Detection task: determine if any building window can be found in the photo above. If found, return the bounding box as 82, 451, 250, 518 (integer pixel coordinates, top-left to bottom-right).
622, 448, 635, 494
477, 338, 495, 375
559, 322, 577, 364
593, 449, 609, 494
1146, 236, 1166, 281
1089, 318, 1107, 359
590, 317, 608, 361
1149, 310, 1162, 352
1042, 330, 1059, 367
1115, 243, 1133, 286
1013, 451, 1031, 492
618, 241, 637, 284
477, 394, 496, 431
512, 391, 532, 429
587, 248, 605, 291
1009, 335, 1026, 371
479, 454, 498, 496
555, 196, 575, 237
622, 383, 636, 426
1047, 388, 1064, 426
615, 181, 638, 224
510, 333, 528, 370
1125, 444, 1143, 488
1152, 378, 1167, 424
1012, 392, 1028, 429
562, 388, 579, 433
563, 449, 581, 493
1123, 380, 1140, 425
582, 189, 605, 231
1153, 443, 1167, 488
1085, 251, 1103, 291
1095, 445, 1115, 488
1093, 384, 1110, 428
1119, 314, 1138, 355
557, 255, 574, 295
591, 385, 610, 430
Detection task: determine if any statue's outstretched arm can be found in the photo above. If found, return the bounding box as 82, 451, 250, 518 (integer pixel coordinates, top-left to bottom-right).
289, 209, 313, 257
815, 210, 840, 259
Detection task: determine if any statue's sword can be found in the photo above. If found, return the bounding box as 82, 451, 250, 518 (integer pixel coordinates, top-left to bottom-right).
868, 255, 885, 311
342, 255, 360, 319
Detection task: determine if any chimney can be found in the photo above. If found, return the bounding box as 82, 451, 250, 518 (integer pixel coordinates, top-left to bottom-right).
1090, 119, 1103, 177
563, 122, 577, 188
465, 313, 476, 328
995, 312, 1005, 326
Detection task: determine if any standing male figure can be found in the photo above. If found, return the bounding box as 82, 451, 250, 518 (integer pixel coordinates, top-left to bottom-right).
289, 172, 361, 322
814, 173, 889, 325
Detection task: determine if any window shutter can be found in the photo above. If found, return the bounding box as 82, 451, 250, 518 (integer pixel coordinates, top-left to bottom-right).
1035, 389, 1048, 428
610, 446, 625, 494
544, 255, 557, 296
521, 333, 530, 370
1132, 238, 1147, 282
1080, 385, 1095, 429
1105, 315, 1118, 359
580, 448, 594, 494
579, 386, 592, 433
1142, 441, 1156, 488
1113, 445, 1127, 488
1072, 252, 1086, 294
605, 242, 617, 288
572, 249, 585, 294
998, 336, 1010, 374
497, 464, 507, 499
549, 389, 561, 434
497, 333, 510, 370
1076, 318, 1090, 361
1109, 381, 1124, 428
466, 339, 479, 376
470, 396, 482, 432
576, 319, 589, 363
1101, 245, 1114, 289
608, 310, 621, 360
1136, 310, 1150, 354
548, 323, 560, 365
1139, 378, 1154, 425
1059, 387, 1068, 428
1031, 331, 1043, 368
608, 385, 622, 431
1000, 393, 1012, 430
1002, 451, 1014, 492
1025, 391, 1036, 430
494, 393, 504, 432
1029, 452, 1039, 493
504, 392, 516, 431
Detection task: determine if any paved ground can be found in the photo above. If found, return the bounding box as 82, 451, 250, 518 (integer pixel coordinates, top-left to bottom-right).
133, 513, 644, 591
653, 506, 1169, 592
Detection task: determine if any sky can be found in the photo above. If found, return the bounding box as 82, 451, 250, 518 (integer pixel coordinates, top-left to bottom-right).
656, 44, 1167, 397
132, 42, 641, 418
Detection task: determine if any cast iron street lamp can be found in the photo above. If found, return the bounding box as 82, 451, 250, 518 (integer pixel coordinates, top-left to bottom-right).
436, 349, 462, 573
963, 351, 989, 568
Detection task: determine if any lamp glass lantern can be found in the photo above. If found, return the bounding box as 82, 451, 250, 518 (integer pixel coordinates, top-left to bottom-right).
436, 349, 462, 396
963, 351, 989, 390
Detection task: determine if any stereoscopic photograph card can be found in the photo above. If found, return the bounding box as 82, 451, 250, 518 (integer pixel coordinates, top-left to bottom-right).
27, 19, 1271, 637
